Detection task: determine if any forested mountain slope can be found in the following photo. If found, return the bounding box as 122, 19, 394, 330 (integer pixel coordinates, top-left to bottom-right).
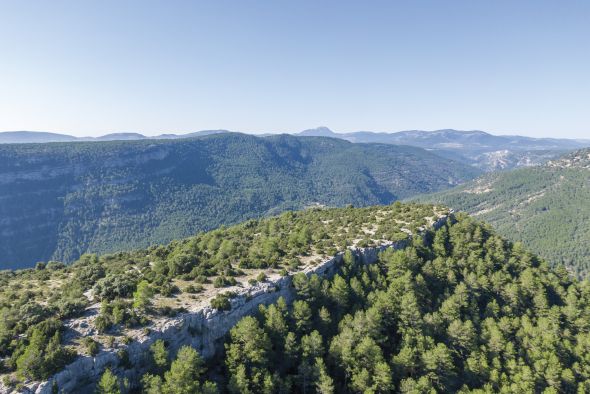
0, 203, 445, 391
416, 149, 590, 277
208, 214, 590, 393
0, 134, 477, 269
2, 203, 590, 393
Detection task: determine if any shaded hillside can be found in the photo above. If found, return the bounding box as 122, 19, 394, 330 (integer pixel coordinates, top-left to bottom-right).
0, 134, 477, 269
416, 149, 590, 277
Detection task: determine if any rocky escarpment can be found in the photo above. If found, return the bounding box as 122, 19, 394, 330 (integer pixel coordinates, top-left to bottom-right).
15, 215, 450, 394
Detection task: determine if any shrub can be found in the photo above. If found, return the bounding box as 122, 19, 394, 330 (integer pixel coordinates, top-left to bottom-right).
82, 337, 99, 356
93, 273, 138, 301
184, 284, 204, 294
95, 315, 111, 334
211, 294, 231, 311
167, 254, 197, 277
256, 272, 267, 282
118, 349, 131, 368
74, 261, 105, 288
159, 282, 179, 297
214, 276, 238, 288
46, 261, 66, 270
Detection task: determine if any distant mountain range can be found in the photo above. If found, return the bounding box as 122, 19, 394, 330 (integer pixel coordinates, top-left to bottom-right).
5, 128, 588, 171
0, 130, 229, 143
416, 148, 590, 277
297, 127, 590, 171
297, 126, 589, 150
0, 133, 478, 269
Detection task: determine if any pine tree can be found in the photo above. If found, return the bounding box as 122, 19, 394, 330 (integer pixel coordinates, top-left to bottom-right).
150, 339, 168, 372
226, 317, 271, 393
315, 358, 334, 394
133, 280, 153, 311
162, 346, 204, 394
97, 369, 120, 394
292, 300, 312, 334
330, 275, 350, 311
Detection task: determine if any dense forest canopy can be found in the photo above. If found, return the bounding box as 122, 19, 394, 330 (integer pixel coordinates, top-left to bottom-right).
0, 133, 478, 269
416, 148, 590, 278
139, 215, 590, 393
2, 203, 590, 393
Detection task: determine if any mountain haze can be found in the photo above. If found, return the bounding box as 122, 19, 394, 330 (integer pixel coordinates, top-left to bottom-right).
0, 130, 230, 144
5, 128, 588, 172
298, 127, 589, 151
0, 131, 80, 143
0, 133, 477, 269
297, 127, 590, 171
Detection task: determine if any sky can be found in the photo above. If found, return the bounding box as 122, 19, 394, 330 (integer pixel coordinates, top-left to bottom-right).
0, 1, 588, 138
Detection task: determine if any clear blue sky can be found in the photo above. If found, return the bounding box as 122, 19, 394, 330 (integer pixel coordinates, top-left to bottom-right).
0, 1, 588, 138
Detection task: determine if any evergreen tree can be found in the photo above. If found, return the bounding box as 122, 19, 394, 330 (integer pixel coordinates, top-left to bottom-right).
162, 346, 205, 394
133, 280, 153, 311
150, 339, 169, 372
97, 369, 120, 394
315, 358, 334, 394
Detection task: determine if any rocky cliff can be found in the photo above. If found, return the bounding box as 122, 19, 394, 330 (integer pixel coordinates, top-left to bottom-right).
13, 215, 449, 394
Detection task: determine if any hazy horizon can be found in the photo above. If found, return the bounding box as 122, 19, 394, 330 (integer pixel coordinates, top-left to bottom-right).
2, 126, 589, 140
1, 1, 588, 138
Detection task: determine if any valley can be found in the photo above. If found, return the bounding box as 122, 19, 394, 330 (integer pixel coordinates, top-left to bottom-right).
0, 133, 477, 269
3, 2, 589, 393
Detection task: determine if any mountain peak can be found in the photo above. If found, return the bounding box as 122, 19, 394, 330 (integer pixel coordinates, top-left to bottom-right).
298, 127, 337, 137
95, 132, 146, 141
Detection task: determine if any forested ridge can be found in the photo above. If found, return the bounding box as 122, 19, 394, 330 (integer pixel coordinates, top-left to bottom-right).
138, 215, 590, 393
0, 203, 443, 391
416, 148, 590, 278
2, 203, 590, 393
0, 133, 478, 269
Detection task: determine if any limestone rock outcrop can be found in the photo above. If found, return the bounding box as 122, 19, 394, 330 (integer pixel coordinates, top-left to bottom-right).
17, 215, 449, 394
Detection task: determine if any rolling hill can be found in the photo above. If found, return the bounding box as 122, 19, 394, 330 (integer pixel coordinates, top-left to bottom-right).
0, 133, 478, 269
0, 130, 229, 144
416, 149, 590, 277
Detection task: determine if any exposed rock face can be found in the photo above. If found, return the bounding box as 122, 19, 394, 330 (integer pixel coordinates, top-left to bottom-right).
17, 216, 449, 394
